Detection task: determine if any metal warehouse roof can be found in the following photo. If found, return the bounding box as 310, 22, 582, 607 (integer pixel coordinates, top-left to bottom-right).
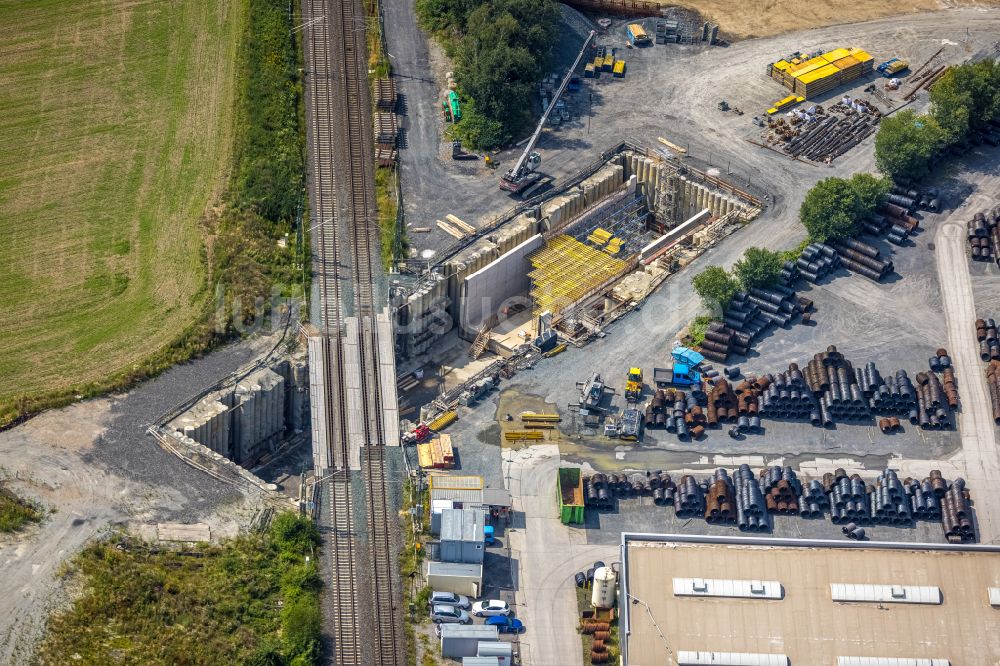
440, 508, 485, 542
429, 474, 483, 490
678, 652, 788, 665
837, 657, 951, 666
830, 583, 942, 604
673, 577, 783, 600
430, 487, 484, 503
427, 561, 483, 578
439, 624, 498, 640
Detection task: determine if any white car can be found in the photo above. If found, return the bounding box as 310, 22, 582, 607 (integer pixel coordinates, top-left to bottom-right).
471, 599, 512, 617
430, 604, 471, 624
428, 590, 471, 609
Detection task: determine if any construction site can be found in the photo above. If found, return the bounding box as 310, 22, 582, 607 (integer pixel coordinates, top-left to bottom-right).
6, 2, 1000, 666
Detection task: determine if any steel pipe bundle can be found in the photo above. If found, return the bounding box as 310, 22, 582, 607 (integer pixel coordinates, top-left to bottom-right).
675, 474, 706, 517
941, 477, 976, 543
905, 476, 942, 520
760, 466, 800, 515
798, 479, 828, 518
797, 243, 840, 283
829, 474, 871, 524
757, 364, 817, 420
914, 371, 952, 429
967, 209, 1000, 264
867, 367, 918, 418
704, 469, 736, 524
977, 318, 1000, 361
830, 239, 893, 281
584, 473, 614, 509
779, 260, 799, 284
735, 464, 769, 531
870, 469, 912, 525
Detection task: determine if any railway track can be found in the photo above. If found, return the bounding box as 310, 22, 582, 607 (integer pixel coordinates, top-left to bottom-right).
302, 0, 404, 661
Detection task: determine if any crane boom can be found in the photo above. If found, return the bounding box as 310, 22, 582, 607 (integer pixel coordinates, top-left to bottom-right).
502, 30, 596, 188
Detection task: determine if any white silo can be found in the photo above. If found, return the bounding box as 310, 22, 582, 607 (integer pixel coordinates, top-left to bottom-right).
591, 566, 618, 609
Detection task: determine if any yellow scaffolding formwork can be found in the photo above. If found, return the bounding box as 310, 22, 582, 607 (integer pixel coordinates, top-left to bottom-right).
528, 235, 628, 316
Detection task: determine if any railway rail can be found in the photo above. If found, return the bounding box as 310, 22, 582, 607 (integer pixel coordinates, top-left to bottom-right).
302, 0, 404, 661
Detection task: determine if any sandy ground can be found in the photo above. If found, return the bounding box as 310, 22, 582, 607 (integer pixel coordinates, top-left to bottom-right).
667, 0, 988, 39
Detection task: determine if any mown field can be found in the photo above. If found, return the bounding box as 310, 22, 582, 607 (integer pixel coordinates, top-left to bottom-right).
0, 0, 244, 423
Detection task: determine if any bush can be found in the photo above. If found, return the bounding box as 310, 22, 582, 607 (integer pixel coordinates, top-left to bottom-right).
874, 109, 947, 182
733, 247, 783, 291
692, 266, 738, 313
271, 512, 321, 555
282, 596, 322, 661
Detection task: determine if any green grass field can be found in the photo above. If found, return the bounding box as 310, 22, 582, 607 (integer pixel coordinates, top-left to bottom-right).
0, 0, 244, 422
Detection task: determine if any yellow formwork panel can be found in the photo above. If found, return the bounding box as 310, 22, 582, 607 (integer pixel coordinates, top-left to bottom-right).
528, 235, 628, 315
797, 63, 841, 84
832, 55, 861, 71
771, 60, 791, 72
848, 47, 874, 64
821, 47, 851, 63
788, 55, 827, 74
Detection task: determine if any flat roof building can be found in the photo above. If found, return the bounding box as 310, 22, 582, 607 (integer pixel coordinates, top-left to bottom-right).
620, 534, 1000, 665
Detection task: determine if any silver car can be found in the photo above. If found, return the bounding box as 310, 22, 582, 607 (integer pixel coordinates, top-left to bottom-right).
430, 604, 471, 624
428, 590, 471, 609
471, 599, 512, 617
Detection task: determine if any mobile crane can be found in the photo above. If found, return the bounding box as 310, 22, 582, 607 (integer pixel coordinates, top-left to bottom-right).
499, 30, 596, 197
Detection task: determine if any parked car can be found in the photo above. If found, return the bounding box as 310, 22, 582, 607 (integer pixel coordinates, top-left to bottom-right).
430, 605, 471, 624
486, 615, 525, 633
471, 599, 512, 617
428, 590, 471, 609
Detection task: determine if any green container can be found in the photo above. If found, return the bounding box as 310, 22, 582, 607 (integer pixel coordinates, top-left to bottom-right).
558, 468, 585, 525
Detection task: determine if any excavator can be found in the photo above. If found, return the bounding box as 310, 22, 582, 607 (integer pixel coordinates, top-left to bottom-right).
499, 30, 596, 197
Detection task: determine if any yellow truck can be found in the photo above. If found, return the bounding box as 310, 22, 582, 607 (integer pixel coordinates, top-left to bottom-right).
625, 368, 643, 402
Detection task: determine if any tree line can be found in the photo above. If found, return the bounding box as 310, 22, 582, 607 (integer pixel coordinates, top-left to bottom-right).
416, 0, 560, 149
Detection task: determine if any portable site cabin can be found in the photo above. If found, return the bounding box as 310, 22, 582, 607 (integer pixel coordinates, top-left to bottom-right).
427, 561, 483, 597
440, 624, 498, 659
440, 507, 486, 564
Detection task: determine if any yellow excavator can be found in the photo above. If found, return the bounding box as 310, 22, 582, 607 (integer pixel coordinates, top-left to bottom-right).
625, 367, 643, 403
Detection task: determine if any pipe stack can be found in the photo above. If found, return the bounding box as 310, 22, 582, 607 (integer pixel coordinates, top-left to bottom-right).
798, 479, 828, 518
879, 201, 920, 240
941, 477, 975, 543
914, 371, 952, 429
861, 213, 889, 236
756, 364, 818, 421
966, 208, 1000, 264
905, 476, 942, 520
871, 469, 912, 525
976, 318, 1000, 361
704, 468, 736, 524
644, 389, 673, 430
584, 473, 613, 509
867, 368, 918, 420
675, 475, 706, 518
735, 464, 769, 531
797, 242, 840, 283
779, 260, 799, 284
698, 321, 750, 364
760, 466, 800, 515
650, 471, 677, 506
705, 379, 738, 427
829, 474, 870, 524
829, 238, 894, 281
807, 346, 871, 422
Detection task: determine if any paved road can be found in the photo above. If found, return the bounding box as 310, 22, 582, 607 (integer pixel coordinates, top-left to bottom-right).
503, 445, 617, 666
935, 214, 1000, 543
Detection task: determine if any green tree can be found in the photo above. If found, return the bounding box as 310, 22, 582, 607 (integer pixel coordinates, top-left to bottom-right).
930, 60, 1000, 141
848, 173, 891, 213
799, 177, 862, 242
733, 247, 783, 291
874, 110, 946, 182
692, 266, 738, 312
